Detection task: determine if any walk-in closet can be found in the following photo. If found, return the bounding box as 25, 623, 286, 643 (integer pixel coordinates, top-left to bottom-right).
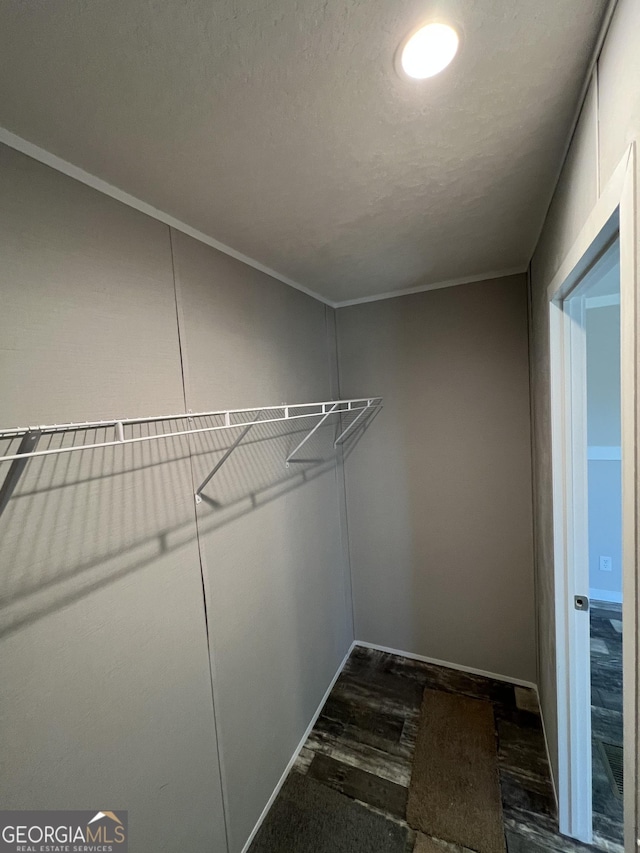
1, 1, 639, 852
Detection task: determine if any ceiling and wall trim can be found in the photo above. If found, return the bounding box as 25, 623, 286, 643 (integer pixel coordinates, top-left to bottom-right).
0, 2, 615, 310
0, 125, 334, 308
333, 267, 526, 308
0, 124, 526, 311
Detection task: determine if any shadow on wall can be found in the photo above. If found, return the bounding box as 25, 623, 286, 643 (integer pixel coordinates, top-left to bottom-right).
0, 408, 378, 639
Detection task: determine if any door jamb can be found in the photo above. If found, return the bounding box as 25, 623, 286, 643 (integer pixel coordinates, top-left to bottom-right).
547, 143, 637, 850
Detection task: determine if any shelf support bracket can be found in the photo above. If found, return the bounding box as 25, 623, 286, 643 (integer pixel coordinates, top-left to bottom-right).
0, 429, 42, 519
195, 413, 261, 503
333, 400, 377, 447
285, 403, 339, 467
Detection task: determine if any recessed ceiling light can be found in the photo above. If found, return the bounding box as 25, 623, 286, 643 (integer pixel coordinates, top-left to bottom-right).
398, 22, 459, 80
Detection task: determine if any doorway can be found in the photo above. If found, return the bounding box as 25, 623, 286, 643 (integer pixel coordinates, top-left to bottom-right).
547, 143, 637, 853
582, 241, 623, 847
550, 231, 621, 847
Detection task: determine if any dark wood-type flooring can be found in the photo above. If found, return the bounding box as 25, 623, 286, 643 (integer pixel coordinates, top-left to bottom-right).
250, 645, 623, 853
591, 600, 624, 848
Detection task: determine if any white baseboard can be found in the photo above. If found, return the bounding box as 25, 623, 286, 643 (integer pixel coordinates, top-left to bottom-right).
590, 588, 623, 605
354, 641, 538, 690
240, 639, 540, 853
239, 641, 356, 853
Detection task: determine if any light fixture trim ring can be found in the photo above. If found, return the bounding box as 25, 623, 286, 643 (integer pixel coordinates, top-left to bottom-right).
395, 19, 462, 81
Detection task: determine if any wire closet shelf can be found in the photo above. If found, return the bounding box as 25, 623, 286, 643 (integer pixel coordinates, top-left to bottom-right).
0, 397, 383, 515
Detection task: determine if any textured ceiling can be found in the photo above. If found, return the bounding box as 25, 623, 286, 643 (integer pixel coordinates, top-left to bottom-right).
0, 0, 607, 304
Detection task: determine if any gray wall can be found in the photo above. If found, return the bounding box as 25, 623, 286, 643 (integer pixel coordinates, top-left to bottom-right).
336, 275, 536, 683
0, 143, 352, 853
529, 0, 640, 784
587, 304, 622, 601
587, 303, 621, 447
0, 143, 227, 852
170, 231, 352, 852
588, 461, 622, 599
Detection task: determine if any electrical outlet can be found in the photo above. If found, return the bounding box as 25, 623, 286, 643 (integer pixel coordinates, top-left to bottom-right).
600, 556, 613, 572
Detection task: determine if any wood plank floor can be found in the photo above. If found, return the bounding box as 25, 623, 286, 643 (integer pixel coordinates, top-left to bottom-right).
250, 646, 623, 853
591, 601, 624, 847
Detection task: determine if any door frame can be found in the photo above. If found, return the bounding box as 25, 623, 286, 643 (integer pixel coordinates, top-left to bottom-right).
548, 142, 638, 848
